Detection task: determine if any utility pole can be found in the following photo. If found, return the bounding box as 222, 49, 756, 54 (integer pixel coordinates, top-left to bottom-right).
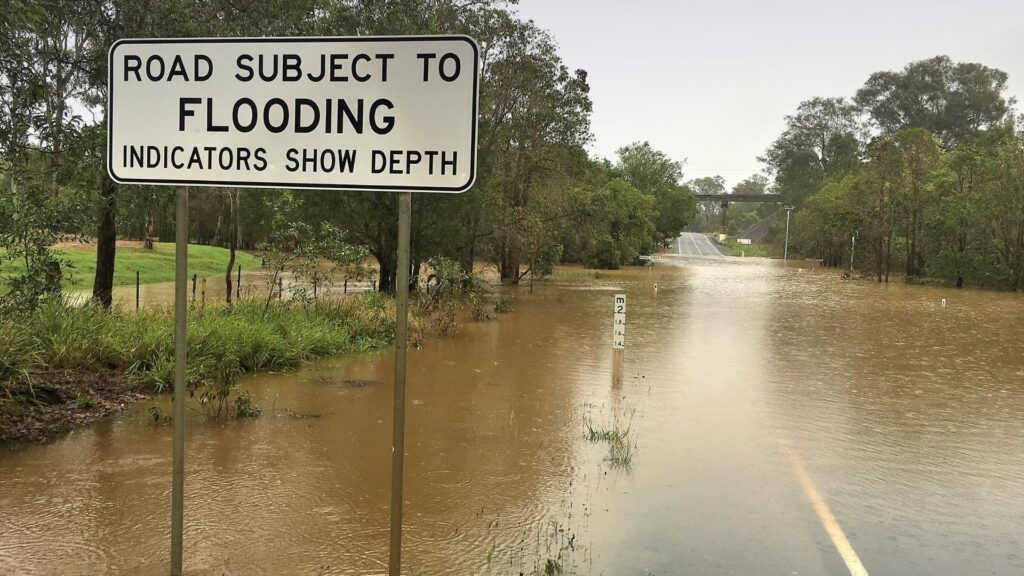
783, 205, 794, 263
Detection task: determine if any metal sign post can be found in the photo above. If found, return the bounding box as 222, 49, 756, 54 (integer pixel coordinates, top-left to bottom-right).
108, 36, 479, 576
171, 187, 187, 575
389, 191, 411, 574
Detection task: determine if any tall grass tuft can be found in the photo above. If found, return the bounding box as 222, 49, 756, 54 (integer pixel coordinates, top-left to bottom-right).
0, 293, 399, 417
0, 328, 38, 391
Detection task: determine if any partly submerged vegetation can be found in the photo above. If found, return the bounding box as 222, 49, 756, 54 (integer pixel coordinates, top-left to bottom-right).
1, 254, 519, 444
583, 409, 637, 470
1, 292, 425, 443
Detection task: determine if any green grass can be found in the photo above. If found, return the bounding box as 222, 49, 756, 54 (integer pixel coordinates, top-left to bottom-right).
583, 415, 636, 469
552, 268, 604, 281
0, 243, 260, 290
1, 295, 396, 394
721, 238, 772, 258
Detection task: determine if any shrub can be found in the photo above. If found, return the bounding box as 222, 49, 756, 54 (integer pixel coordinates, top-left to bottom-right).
493, 296, 513, 313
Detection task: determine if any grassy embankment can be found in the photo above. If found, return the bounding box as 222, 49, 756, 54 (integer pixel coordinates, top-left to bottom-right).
720, 238, 772, 258
0, 294, 410, 443
0, 242, 261, 291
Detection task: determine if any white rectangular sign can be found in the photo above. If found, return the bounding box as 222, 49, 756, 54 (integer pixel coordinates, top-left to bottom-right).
107, 36, 479, 192
612, 293, 626, 349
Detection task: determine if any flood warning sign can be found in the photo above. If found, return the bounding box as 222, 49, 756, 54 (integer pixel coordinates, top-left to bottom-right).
107, 36, 479, 192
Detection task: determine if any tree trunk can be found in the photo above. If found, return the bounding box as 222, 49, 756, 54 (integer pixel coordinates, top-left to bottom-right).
144, 211, 155, 249
905, 221, 914, 277
884, 231, 892, 283
410, 260, 420, 292
92, 174, 117, 309
499, 239, 520, 284
876, 239, 884, 282
460, 220, 477, 275
377, 252, 396, 294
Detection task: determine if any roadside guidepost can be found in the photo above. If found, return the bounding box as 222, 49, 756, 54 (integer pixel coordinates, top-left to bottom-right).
107, 35, 480, 576
612, 294, 626, 349
850, 229, 858, 274
783, 205, 794, 263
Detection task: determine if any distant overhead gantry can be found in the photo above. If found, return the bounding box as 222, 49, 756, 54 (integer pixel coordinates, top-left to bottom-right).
692, 194, 784, 233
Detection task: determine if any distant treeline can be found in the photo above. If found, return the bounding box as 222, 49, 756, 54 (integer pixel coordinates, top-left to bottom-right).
759, 56, 1023, 290
0, 0, 703, 312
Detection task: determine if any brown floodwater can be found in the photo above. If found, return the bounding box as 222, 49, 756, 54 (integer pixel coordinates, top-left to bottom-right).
2, 256, 1023, 575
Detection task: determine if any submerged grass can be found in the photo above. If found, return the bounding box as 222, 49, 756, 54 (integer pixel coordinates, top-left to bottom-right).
583, 408, 636, 469
551, 268, 604, 281
1, 293, 407, 440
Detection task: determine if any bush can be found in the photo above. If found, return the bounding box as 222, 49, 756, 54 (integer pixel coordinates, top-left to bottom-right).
586, 235, 621, 270
469, 293, 494, 322
493, 296, 513, 313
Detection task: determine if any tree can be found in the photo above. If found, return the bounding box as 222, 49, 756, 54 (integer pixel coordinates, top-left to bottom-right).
0, 0, 93, 310
892, 128, 941, 276
856, 55, 1015, 149
475, 14, 592, 283
732, 174, 768, 196
616, 142, 695, 240
687, 175, 726, 233
760, 97, 863, 207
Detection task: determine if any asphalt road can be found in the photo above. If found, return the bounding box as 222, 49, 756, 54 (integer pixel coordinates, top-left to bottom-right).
673, 231, 726, 256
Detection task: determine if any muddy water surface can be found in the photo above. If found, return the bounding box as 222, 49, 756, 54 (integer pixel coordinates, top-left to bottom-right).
2, 257, 1023, 575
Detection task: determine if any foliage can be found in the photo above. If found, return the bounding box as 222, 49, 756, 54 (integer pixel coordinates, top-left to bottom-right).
792, 121, 1024, 289
616, 141, 696, 241
0, 295, 401, 419
855, 55, 1015, 149
493, 295, 513, 313
765, 55, 1022, 290
760, 97, 863, 208
468, 293, 494, 322
419, 256, 472, 335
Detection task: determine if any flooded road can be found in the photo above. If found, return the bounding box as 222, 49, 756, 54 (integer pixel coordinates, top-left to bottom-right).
2, 257, 1023, 575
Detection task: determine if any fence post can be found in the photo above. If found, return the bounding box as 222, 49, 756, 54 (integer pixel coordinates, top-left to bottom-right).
236, 265, 241, 300
191, 274, 196, 302
344, 277, 348, 294
201, 277, 206, 307
135, 271, 140, 312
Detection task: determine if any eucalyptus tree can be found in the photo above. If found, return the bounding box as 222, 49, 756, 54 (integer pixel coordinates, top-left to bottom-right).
855, 56, 1014, 150
760, 97, 863, 208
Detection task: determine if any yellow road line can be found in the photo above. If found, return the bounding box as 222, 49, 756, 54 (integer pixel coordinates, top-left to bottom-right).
783, 446, 869, 576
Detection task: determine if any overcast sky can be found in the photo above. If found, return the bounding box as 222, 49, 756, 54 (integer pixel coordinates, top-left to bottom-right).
514, 0, 1024, 189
